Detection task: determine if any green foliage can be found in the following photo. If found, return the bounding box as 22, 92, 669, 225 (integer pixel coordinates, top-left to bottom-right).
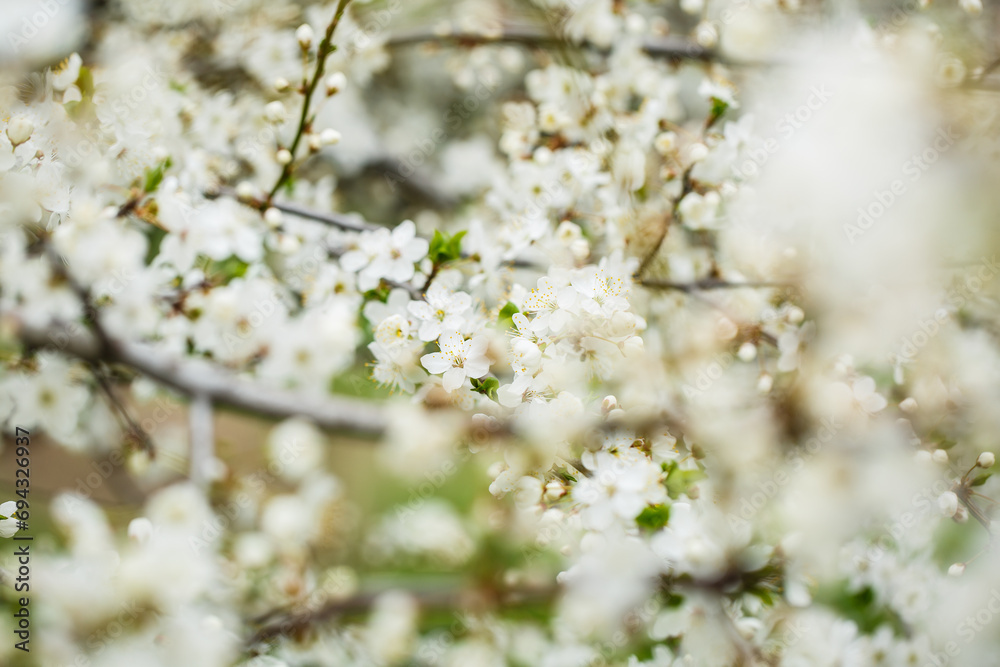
497, 301, 520, 329
470, 376, 499, 401
663, 462, 706, 499
143, 225, 167, 265
428, 229, 466, 265
971, 473, 992, 487
707, 97, 729, 128
144, 158, 172, 193
815, 582, 907, 636
635, 503, 671, 532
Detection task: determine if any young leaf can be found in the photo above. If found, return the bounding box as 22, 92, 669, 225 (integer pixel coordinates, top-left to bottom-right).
635, 504, 671, 531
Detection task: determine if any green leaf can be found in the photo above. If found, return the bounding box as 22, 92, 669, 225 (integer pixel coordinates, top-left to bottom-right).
429, 229, 447, 261
665, 466, 705, 499
971, 473, 992, 487
143, 158, 172, 193
144, 225, 167, 265
428, 229, 466, 264
76, 66, 95, 100
707, 96, 729, 128
635, 504, 671, 531
497, 301, 520, 329
447, 230, 466, 259
470, 377, 500, 401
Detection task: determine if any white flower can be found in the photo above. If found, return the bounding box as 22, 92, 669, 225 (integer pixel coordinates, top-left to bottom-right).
420, 332, 490, 392
851, 376, 887, 414
678, 191, 721, 230
51, 53, 82, 91
523, 276, 575, 334
368, 341, 425, 393
375, 314, 411, 348
341, 220, 429, 292
0, 501, 20, 538
407, 283, 472, 342
937, 491, 959, 518
127, 518, 153, 544
977, 452, 995, 469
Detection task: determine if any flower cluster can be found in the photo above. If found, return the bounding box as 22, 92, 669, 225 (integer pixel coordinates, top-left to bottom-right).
0, 1, 999, 666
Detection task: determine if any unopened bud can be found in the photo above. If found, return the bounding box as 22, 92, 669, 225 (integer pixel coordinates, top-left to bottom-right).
263, 207, 283, 228
938, 491, 959, 518
325, 72, 347, 95
6, 116, 33, 146
977, 452, 995, 469
296, 24, 314, 50
320, 128, 342, 146
235, 181, 256, 201
264, 100, 286, 124
127, 518, 153, 544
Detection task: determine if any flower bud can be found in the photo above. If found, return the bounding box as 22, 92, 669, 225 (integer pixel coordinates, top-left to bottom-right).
264, 100, 286, 124
977, 452, 995, 469
325, 72, 347, 95
263, 207, 283, 228
899, 397, 917, 413
235, 181, 256, 201
7, 116, 33, 146
938, 491, 959, 517
276, 148, 293, 165
948, 562, 966, 577
274, 77, 290, 93
320, 128, 342, 146
127, 517, 153, 544
932, 449, 949, 464
296, 24, 314, 50
738, 342, 757, 362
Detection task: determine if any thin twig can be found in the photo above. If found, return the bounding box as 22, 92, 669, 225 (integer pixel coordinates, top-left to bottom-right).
89, 363, 155, 455
638, 278, 787, 293
209, 187, 378, 233
386, 26, 718, 63
267, 0, 354, 204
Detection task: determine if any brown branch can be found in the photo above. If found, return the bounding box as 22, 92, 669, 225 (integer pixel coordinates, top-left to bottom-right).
89, 363, 156, 455
246, 583, 555, 649
387, 26, 719, 63
14, 318, 387, 437
638, 278, 787, 293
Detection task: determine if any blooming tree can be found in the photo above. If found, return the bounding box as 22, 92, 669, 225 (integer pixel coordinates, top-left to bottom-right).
1, 0, 1000, 665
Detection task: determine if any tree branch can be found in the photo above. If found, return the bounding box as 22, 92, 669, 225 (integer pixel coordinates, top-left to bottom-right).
246, 583, 555, 649
14, 319, 387, 437
638, 278, 787, 293
387, 25, 718, 63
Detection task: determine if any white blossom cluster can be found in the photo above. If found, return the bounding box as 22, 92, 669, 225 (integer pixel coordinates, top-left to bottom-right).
1, 0, 1000, 666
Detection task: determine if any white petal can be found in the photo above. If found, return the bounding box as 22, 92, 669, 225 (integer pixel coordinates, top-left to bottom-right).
421, 352, 452, 374
442, 367, 466, 392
